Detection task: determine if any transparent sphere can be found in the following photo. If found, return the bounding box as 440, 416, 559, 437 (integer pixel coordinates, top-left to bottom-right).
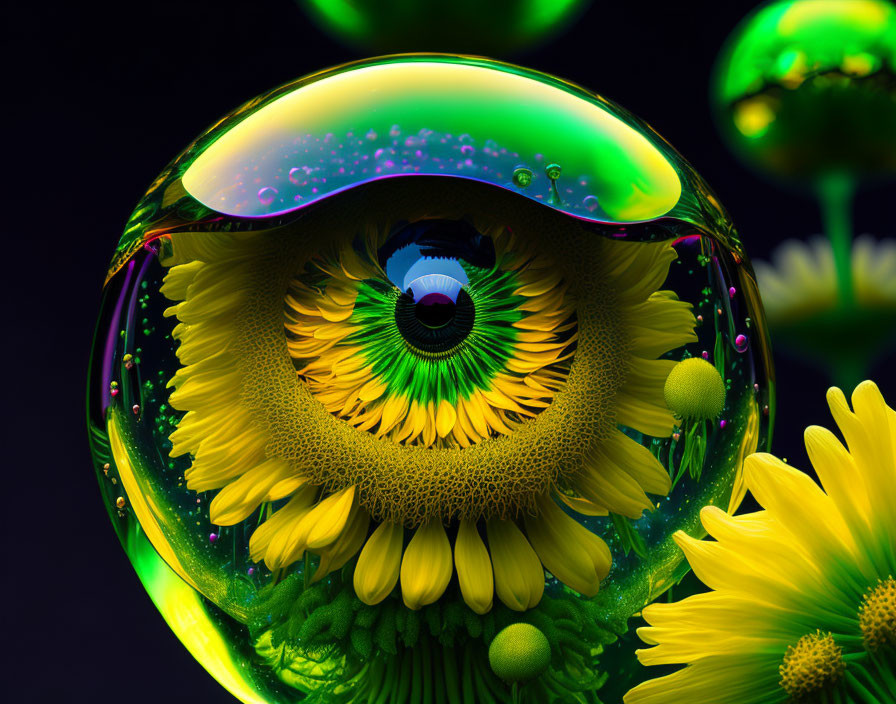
713, 0, 896, 186
88, 55, 773, 702
298, 0, 591, 55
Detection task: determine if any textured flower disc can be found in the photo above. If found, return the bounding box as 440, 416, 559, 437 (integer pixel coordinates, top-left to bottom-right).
88, 55, 772, 703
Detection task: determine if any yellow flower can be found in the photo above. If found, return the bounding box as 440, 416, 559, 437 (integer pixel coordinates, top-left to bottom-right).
160, 181, 695, 614
626, 380, 896, 704
755, 236, 896, 325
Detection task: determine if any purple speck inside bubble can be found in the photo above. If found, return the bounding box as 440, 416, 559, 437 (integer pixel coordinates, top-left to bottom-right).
719, 420, 727, 429
728, 286, 736, 298
735, 334, 749, 352
209, 533, 218, 544
701, 351, 709, 360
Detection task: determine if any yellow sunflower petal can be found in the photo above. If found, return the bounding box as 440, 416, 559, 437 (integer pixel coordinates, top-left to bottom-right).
637, 592, 790, 665
697, 506, 835, 602
576, 446, 655, 518
624, 655, 781, 703
353, 521, 403, 606
616, 390, 677, 438
454, 519, 494, 614
604, 429, 672, 496
836, 381, 896, 524
435, 399, 458, 438
804, 424, 871, 538
209, 459, 305, 526
628, 292, 698, 358
300, 486, 357, 550
312, 506, 370, 583
671, 526, 813, 608
608, 241, 677, 305
524, 495, 610, 597
249, 485, 318, 565
486, 518, 544, 612
400, 520, 453, 610
159, 260, 203, 300
743, 454, 857, 559
556, 492, 609, 516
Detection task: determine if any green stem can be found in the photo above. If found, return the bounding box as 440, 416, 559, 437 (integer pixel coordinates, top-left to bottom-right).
817, 172, 856, 308
830, 354, 867, 395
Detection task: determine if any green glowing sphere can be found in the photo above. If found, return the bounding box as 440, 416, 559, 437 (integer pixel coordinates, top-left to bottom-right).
489, 623, 552, 683
664, 358, 726, 422
298, 0, 590, 55
713, 0, 896, 185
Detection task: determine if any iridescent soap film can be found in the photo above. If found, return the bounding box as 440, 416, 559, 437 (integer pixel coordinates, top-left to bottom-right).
88, 56, 773, 703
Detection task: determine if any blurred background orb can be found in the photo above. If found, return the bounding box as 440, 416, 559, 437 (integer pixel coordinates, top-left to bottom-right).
297, 0, 591, 55
713, 0, 896, 186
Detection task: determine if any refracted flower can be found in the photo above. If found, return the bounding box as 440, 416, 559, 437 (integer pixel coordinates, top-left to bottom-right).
161, 181, 694, 615
625, 380, 896, 704
755, 236, 896, 387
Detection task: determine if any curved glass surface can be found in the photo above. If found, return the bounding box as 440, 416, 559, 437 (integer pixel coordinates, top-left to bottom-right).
182, 57, 681, 224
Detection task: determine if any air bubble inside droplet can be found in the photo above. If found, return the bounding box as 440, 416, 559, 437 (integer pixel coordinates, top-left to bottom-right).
735, 334, 748, 352
583, 195, 599, 212
257, 186, 278, 205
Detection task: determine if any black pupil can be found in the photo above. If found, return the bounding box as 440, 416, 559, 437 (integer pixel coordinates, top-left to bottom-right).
395, 288, 475, 354
415, 293, 456, 329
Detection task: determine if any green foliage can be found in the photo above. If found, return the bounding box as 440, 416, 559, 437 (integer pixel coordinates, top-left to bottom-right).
246, 567, 617, 703
670, 419, 709, 489
609, 512, 648, 559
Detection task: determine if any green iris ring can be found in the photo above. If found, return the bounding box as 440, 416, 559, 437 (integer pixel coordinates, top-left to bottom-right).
346, 263, 527, 408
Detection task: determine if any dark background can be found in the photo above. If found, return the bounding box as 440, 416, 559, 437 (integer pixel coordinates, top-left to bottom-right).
5, 0, 893, 701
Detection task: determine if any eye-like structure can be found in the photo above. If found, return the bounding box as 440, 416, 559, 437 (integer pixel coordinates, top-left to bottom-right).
90, 56, 772, 703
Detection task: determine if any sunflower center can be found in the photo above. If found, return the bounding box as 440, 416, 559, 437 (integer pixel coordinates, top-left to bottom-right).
859, 576, 896, 652
779, 631, 845, 699
283, 214, 579, 451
